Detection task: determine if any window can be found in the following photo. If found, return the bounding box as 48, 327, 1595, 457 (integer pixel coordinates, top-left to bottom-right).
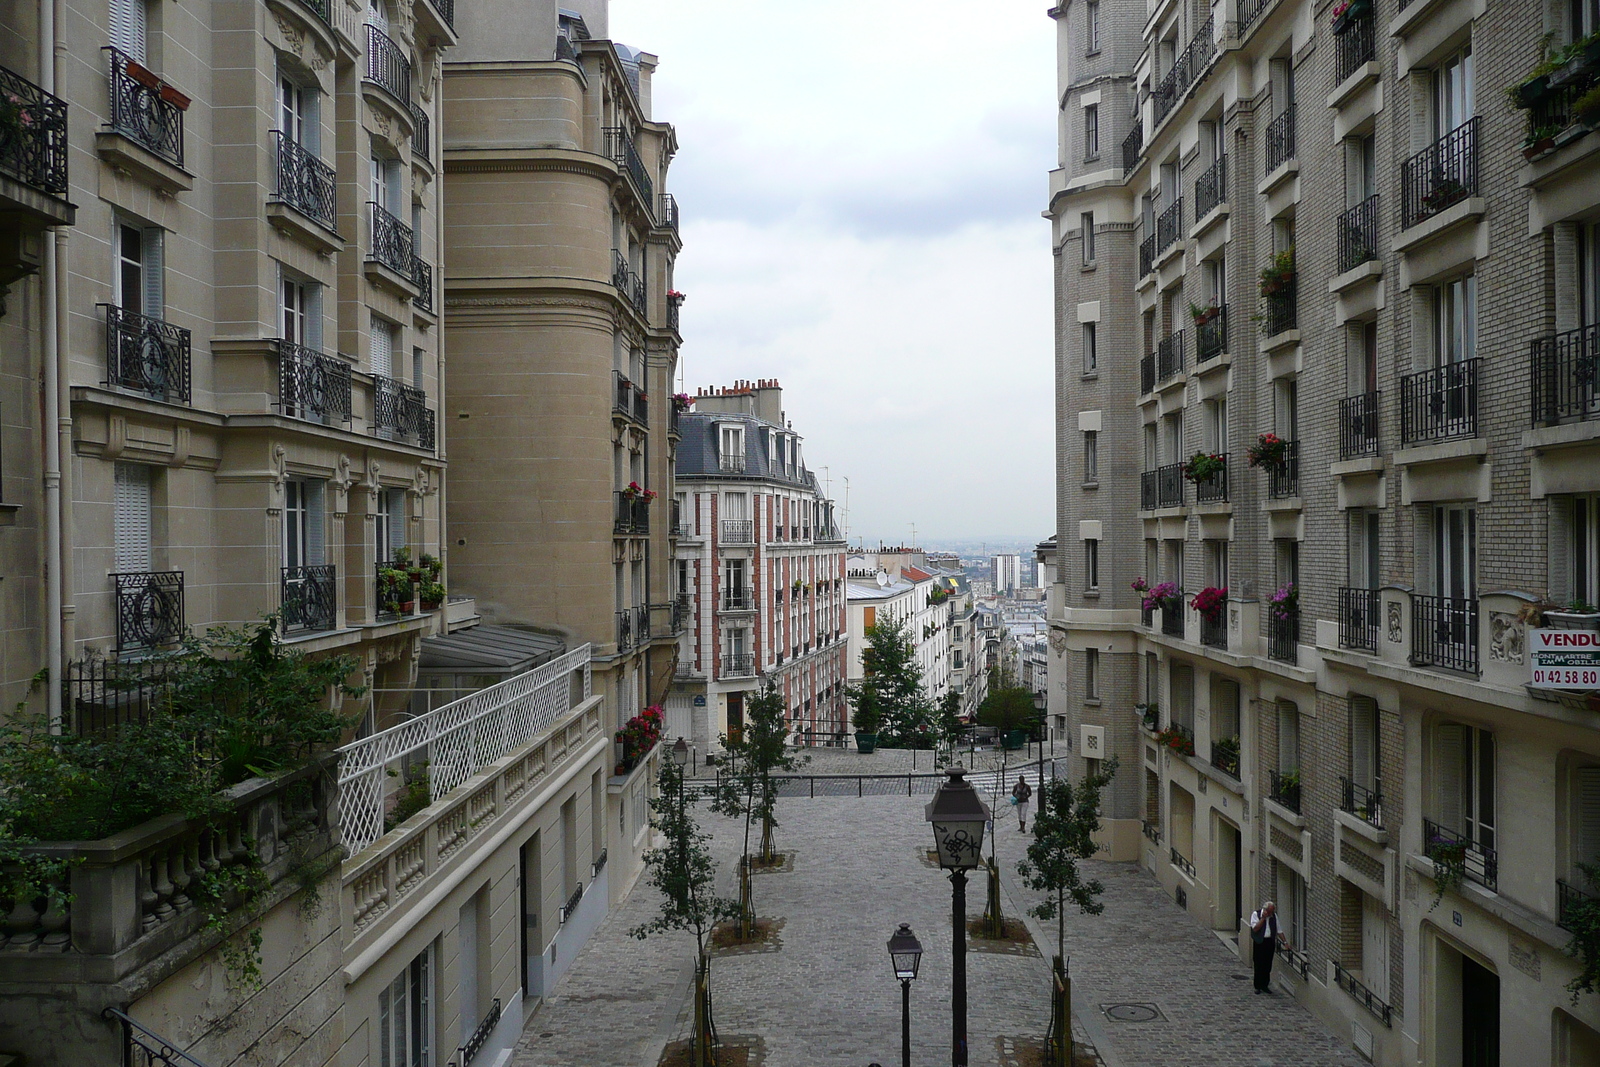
284, 480, 326, 568
1086, 0, 1101, 51
114, 462, 153, 572
1275, 539, 1300, 591
110, 0, 147, 62
1085, 648, 1099, 699
1277, 701, 1300, 773
1081, 212, 1095, 264
1203, 397, 1227, 452
371, 315, 395, 379
1434, 505, 1476, 599
116, 222, 163, 318
1084, 539, 1100, 589
1274, 861, 1309, 952
1170, 662, 1194, 732
379, 945, 434, 1067
376, 487, 405, 562
370, 146, 401, 212
1348, 510, 1380, 589
719, 425, 744, 470
723, 559, 747, 606
1350, 695, 1381, 795
1571, 763, 1600, 883
412, 347, 425, 389
1083, 429, 1098, 480
1580, 222, 1600, 327
1082, 323, 1097, 374
1573, 496, 1600, 607
1432, 46, 1475, 138
280, 271, 322, 348
1084, 106, 1099, 159
1433, 275, 1477, 366
1204, 540, 1228, 590
1433, 722, 1495, 852
278, 73, 318, 151
1347, 133, 1376, 204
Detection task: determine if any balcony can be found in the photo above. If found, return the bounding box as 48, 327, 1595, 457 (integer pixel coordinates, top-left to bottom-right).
603, 126, 654, 212
1162, 601, 1185, 638
1194, 453, 1228, 505
1338, 587, 1380, 652
617, 608, 639, 651
0, 62, 69, 206
719, 451, 747, 475
1239, 0, 1271, 32
1264, 106, 1296, 175
1138, 234, 1156, 277
674, 594, 691, 633
1340, 776, 1385, 830
723, 652, 755, 678
1338, 194, 1379, 274
102, 305, 191, 404
1158, 463, 1184, 508
611, 249, 647, 317
411, 255, 434, 312
1559, 879, 1599, 930
281, 564, 337, 633
1267, 441, 1299, 498
374, 559, 412, 620
1209, 737, 1239, 778
1424, 817, 1497, 892
1340, 392, 1380, 457
613, 492, 650, 536
272, 131, 337, 233
424, 0, 454, 31
1412, 593, 1479, 674
1151, 16, 1214, 129
1335, 15, 1375, 83
369, 202, 414, 279
409, 101, 429, 160
1140, 469, 1158, 510
1155, 198, 1184, 258
1532, 324, 1600, 426
1121, 119, 1143, 174
720, 519, 754, 543
1156, 329, 1185, 383
372, 373, 432, 448
1401, 117, 1478, 230
1194, 154, 1227, 220
113, 570, 184, 651
722, 590, 753, 612
364, 24, 411, 104
276, 340, 351, 424
1140, 353, 1156, 394
1399, 358, 1478, 444
660, 192, 680, 232
1333, 962, 1394, 1027
1264, 279, 1297, 337
1268, 770, 1301, 814
613, 373, 648, 426
104, 47, 184, 169
1268, 606, 1299, 663
1200, 607, 1227, 649
1194, 305, 1228, 363
1524, 79, 1591, 155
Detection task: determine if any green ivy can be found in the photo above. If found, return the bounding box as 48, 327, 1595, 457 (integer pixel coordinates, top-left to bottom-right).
1427, 840, 1467, 910
190, 848, 273, 989
1566, 862, 1600, 1002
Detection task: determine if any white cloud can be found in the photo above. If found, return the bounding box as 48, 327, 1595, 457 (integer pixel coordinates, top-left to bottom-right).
612, 0, 1058, 543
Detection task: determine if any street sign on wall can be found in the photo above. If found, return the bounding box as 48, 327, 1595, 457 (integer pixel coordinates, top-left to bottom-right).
1529, 629, 1600, 689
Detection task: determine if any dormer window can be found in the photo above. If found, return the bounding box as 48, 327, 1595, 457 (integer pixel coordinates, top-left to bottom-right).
719, 424, 745, 473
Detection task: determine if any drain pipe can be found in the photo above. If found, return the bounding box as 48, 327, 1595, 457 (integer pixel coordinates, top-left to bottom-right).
40, 0, 66, 730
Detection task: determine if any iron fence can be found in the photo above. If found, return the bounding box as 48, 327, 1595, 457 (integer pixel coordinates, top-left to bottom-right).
1335, 15, 1375, 82
1140, 469, 1158, 510
1140, 353, 1156, 394
1399, 358, 1478, 444
372, 373, 430, 445
1200, 607, 1227, 649
1264, 278, 1297, 336
103, 304, 192, 403
1239, 0, 1271, 32
65, 655, 172, 734
1411, 593, 1479, 674
1527, 79, 1589, 149
1195, 153, 1227, 219
273, 131, 337, 231
1333, 962, 1394, 1027
105, 47, 183, 167
426, 0, 454, 31
1195, 453, 1228, 504
1338, 587, 1380, 651
369, 201, 414, 277
616, 608, 636, 651
720, 519, 753, 543
1268, 606, 1298, 663
1338, 194, 1379, 273
722, 589, 753, 611
660, 192, 680, 231
0, 62, 68, 197
1162, 601, 1185, 637
1402, 117, 1478, 230
1264, 105, 1296, 174
412, 255, 433, 312
374, 558, 410, 619
114, 570, 185, 652
1268, 440, 1299, 497
723, 652, 755, 677
1340, 776, 1385, 829
277, 340, 351, 423
1170, 846, 1196, 878
1340, 391, 1380, 457
409, 101, 429, 161
291, 0, 330, 22
1424, 817, 1496, 892
613, 491, 650, 535
1151, 16, 1214, 128
611, 249, 647, 316
1532, 324, 1600, 425
1139, 233, 1156, 277
364, 24, 411, 102
1559, 879, 1598, 930
1196, 305, 1228, 361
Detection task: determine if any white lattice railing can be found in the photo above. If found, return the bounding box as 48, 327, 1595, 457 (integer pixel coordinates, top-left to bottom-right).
337, 645, 592, 855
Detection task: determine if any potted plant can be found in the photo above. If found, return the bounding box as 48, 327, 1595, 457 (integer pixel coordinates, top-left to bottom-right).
1189, 585, 1228, 621
123, 59, 162, 90
1211, 735, 1241, 774
672, 392, 692, 411
1578, 83, 1600, 129
420, 581, 446, 611
621, 481, 648, 500
1421, 176, 1468, 213
1246, 432, 1289, 469
1189, 301, 1221, 327
1135, 579, 1181, 614
1549, 30, 1600, 88
158, 83, 191, 110
1546, 600, 1600, 630
1136, 702, 1160, 731
420, 552, 443, 579
666, 289, 687, 306
1269, 583, 1298, 622
1154, 724, 1195, 757
851, 687, 882, 754
615, 705, 664, 773
1524, 123, 1562, 159
1330, 0, 1370, 35
380, 567, 413, 614
1182, 451, 1226, 484
1258, 246, 1295, 296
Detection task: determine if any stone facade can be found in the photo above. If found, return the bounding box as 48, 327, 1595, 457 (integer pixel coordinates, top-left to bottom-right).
1047, 0, 1600, 1061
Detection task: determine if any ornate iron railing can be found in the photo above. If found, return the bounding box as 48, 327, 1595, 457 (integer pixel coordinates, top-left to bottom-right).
450, 999, 500, 1067
1424, 817, 1496, 891
1268, 440, 1299, 498
660, 192, 680, 231
1196, 305, 1228, 362
103, 304, 192, 403
611, 249, 646, 315
1338, 194, 1379, 273
616, 608, 636, 651
107, 1007, 212, 1067
409, 100, 429, 160
1340, 392, 1380, 457
1239, 0, 1272, 32
1268, 770, 1301, 813
374, 558, 410, 619
721, 519, 754, 543
282, 565, 337, 633
1152, 17, 1214, 128
64, 655, 171, 734
291, 0, 330, 23
722, 589, 753, 611
603, 126, 654, 211
719, 452, 746, 474
1170, 846, 1196, 878
277, 340, 351, 423
1195, 154, 1227, 219
614, 372, 640, 421
273, 131, 337, 231
105, 47, 183, 167
1265, 105, 1296, 174
113, 570, 184, 652
1121, 119, 1143, 174
723, 652, 755, 677
1532, 324, 1600, 426
1264, 279, 1297, 336
0, 62, 68, 197
372, 373, 430, 445
1412, 593, 1478, 674
1400, 358, 1478, 444
1338, 587, 1380, 652
1155, 198, 1184, 256
1402, 117, 1478, 230
1336, 15, 1375, 82
1209, 739, 1239, 777
364, 24, 411, 103
412, 255, 433, 312
369, 201, 414, 277
1157, 329, 1185, 382
1195, 453, 1228, 504
426, 0, 454, 31
1200, 607, 1228, 649
1268, 606, 1299, 663
614, 491, 650, 535
1340, 775, 1385, 829
1527, 79, 1590, 149
1333, 962, 1393, 1026
1157, 462, 1184, 508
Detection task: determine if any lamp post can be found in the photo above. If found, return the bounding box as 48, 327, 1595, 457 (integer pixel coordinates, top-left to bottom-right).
926, 766, 990, 1066
887, 923, 923, 1067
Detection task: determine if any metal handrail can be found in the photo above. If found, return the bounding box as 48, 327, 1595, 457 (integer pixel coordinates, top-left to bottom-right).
106, 1007, 212, 1067
1334, 962, 1394, 1026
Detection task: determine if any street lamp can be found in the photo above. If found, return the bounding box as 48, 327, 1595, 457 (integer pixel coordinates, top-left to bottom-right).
671, 736, 689, 767
887, 923, 923, 1067
926, 766, 989, 1066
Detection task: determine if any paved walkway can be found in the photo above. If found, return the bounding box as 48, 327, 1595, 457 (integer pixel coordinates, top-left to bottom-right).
510, 795, 1363, 1067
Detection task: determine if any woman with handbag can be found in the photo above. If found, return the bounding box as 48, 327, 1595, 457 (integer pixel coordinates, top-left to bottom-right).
1011, 776, 1033, 832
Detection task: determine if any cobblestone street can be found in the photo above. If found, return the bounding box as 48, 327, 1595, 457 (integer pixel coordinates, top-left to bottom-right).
510, 791, 1365, 1067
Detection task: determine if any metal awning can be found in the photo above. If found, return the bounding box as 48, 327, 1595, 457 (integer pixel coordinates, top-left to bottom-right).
417, 624, 565, 676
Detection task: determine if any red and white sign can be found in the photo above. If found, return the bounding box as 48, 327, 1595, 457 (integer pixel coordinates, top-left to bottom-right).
1530, 629, 1600, 689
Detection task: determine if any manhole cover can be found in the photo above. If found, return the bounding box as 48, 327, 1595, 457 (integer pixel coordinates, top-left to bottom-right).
1102, 1003, 1163, 1023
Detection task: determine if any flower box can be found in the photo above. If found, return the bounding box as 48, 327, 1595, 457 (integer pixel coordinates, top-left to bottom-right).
1545, 611, 1600, 631
1189, 585, 1228, 620
124, 60, 162, 90
159, 84, 191, 110
1246, 432, 1289, 470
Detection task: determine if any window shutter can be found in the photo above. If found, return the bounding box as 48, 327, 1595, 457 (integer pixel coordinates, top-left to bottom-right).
306, 481, 326, 566
110, 0, 147, 63
1351, 697, 1377, 792
306, 285, 323, 351
387, 488, 406, 558
371, 317, 392, 378
114, 463, 153, 572
1575, 768, 1600, 880
303, 88, 320, 155
1434, 723, 1466, 832
140, 228, 163, 318
1278, 702, 1300, 773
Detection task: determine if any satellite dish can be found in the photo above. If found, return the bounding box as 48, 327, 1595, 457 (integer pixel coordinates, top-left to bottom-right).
876, 570, 890, 588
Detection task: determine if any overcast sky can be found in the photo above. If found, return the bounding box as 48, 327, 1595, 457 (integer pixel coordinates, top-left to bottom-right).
610, 0, 1058, 548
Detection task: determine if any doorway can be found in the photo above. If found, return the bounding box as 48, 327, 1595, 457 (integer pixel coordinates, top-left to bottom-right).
1217, 819, 1242, 934
519, 833, 541, 997
1461, 955, 1498, 1067
727, 692, 744, 744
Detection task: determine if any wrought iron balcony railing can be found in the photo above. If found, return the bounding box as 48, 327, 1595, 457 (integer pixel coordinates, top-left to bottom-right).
1138, 233, 1156, 277
0, 62, 68, 198
721, 519, 754, 543
291, 0, 330, 23
616, 607, 640, 651
1559, 879, 1599, 930
1155, 198, 1184, 256
369, 201, 414, 278
1267, 440, 1299, 498
603, 125, 654, 210
1268, 606, 1299, 663
674, 593, 691, 633
1412, 593, 1478, 674
660, 192, 680, 232
374, 558, 411, 619
273, 131, 337, 231
1200, 607, 1228, 649
1121, 119, 1143, 174
1333, 962, 1394, 1027
1140, 469, 1158, 510
1195, 453, 1228, 504
1532, 324, 1600, 426
613, 491, 651, 535
114, 570, 185, 652
364, 24, 411, 103
613, 372, 643, 423
65, 655, 171, 734
723, 652, 755, 677
1194, 154, 1227, 220
1340, 391, 1380, 457
1157, 462, 1184, 508
1402, 117, 1478, 230
1151, 16, 1214, 128
103, 304, 192, 404
105, 47, 184, 167
1340, 776, 1385, 829
1162, 601, 1185, 637
1157, 329, 1185, 382
1338, 194, 1379, 273
1140, 353, 1156, 394
1209, 739, 1239, 777
611, 249, 647, 316
412, 255, 434, 312
282, 564, 337, 633
1526, 79, 1590, 151
372, 373, 431, 446
1400, 358, 1478, 444
276, 340, 351, 423
1338, 587, 1380, 651
1196, 305, 1228, 362
1268, 769, 1301, 813
719, 452, 747, 474
722, 590, 753, 611
409, 100, 429, 160
1336, 15, 1376, 83
1264, 105, 1296, 174
1239, 0, 1271, 32
1264, 279, 1297, 337
1424, 817, 1496, 892
426, 0, 454, 32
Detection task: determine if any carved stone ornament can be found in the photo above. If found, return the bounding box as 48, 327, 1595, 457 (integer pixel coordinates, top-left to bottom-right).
366, 458, 382, 492
1048, 629, 1068, 653
332, 453, 353, 515
273, 11, 306, 58
268, 443, 288, 515
1387, 600, 1403, 643
1489, 612, 1525, 664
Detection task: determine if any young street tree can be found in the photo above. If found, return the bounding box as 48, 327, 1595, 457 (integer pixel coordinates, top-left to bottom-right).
1017, 757, 1119, 962
846, 614, 934, 745
976, 685, 1044, 739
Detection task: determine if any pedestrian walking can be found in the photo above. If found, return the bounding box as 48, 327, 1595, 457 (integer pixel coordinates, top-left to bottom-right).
1249, 900, 1282, 994
1011, 776, 1033, 832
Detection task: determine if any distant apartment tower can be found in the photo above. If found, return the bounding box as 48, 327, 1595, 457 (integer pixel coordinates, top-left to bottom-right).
670, 381, 848, 747
993, 553, 1021, 595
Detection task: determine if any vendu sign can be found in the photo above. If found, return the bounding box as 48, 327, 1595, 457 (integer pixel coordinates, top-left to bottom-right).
1530, 629, 1600, 689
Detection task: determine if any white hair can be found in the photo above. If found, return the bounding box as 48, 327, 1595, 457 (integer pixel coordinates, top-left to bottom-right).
1262, 900, 1276, 910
